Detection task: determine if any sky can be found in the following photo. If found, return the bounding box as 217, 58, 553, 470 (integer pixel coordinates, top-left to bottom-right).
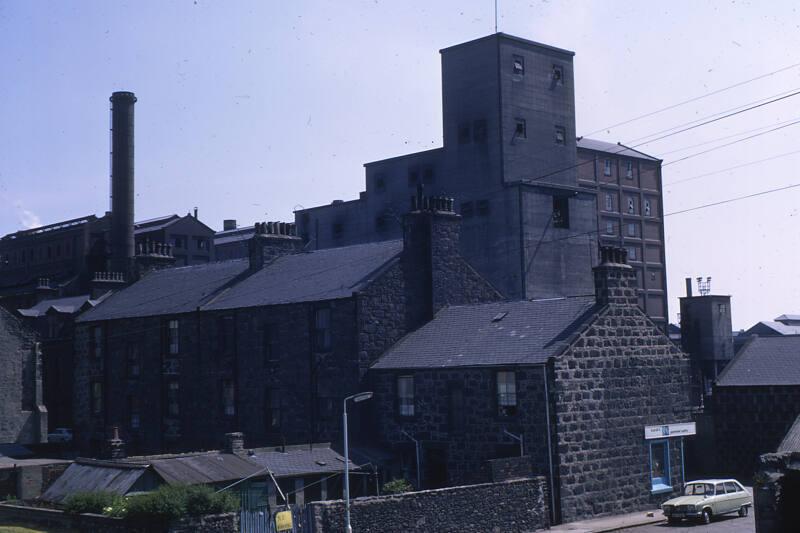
2, 0, 800, 329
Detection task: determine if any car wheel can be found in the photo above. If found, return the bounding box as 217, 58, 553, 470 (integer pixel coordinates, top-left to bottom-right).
738, 506, 748, 517
667, 517, 679, 525
702, 509, 712, 524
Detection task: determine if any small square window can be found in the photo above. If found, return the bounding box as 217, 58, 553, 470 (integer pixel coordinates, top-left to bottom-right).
477, 200, 490, 216
552, 64, 564, 85
604, 159, 612, 176
460, 202, 474, 218
512, 55, 524, 75
554, 126, 566, 145
644, 200, 652, 217
473, 119, 487, 143
515, 119, 527, 139
553, 196, 569, 228
458, 123, 471, 144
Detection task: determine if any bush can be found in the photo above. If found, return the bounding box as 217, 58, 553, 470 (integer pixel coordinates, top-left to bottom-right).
125, 484, 237, 524
382, 478, 413, 494
63, 491, 123, 515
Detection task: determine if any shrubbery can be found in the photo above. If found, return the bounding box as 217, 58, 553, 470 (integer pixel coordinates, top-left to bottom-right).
61, 484, 237, 524
382, 478, 413, 494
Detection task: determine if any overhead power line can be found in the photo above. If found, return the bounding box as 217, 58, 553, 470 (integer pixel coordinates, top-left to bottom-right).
582, 60, 800, 137
657, 116, 800, 156
663, 182, 800, 217
666, 149, 800, 187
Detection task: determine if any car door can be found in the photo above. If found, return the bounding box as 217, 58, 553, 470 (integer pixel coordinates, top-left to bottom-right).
725, 481, 747, 511
713, 482, 729, 514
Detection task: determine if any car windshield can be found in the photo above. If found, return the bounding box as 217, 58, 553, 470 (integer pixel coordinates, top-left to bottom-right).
684, 483, 714, 495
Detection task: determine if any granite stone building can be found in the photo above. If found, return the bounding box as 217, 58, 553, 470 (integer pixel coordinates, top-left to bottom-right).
134, 212, 215, 266
370, 247, 691, 523
0, 306, 47, 445
295, 33, 668, 327
72, 195, 501, 456
712, 335, 800, 477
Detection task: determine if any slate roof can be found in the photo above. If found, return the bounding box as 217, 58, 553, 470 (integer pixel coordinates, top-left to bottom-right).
147, 453, 262, 485
77, 240, 402, 322
778, 415, 800, 452
17, 293, 110, 317
716, 335, 800, 387
775, 314, 800, 324
41, 460, 152, 503
134, 214, 180, 233
372, 297, 597, 369
576, 138, 660, 161
245, 444, 354, 477
214, 227, 255, 246
746, 321, 800, 336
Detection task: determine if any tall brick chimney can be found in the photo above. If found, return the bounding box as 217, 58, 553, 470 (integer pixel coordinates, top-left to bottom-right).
402, 187, 462, 325
224, 432, 245, 455
248, 222, 303, 270
593, 246, 638, 306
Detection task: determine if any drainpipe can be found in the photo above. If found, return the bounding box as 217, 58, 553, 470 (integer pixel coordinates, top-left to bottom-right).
542, 364, 556, 524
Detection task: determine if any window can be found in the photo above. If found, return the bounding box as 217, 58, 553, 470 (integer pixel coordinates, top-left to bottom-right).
398, 375, 414, 417
222, 379, 236, 417
265, 389, 282, 430
458, 123, 471, 144
473, 119, 487, 143
627, 246, 638, 261
477, 200, 490, 216
724, 481, 739, 494
625, 160, 634, 179
423, 166, 434, 184
126, 344, 140, 378
91, 381, 103, 415
263, 323, 278, 367
512, 54, 524, 75
627, 197, 635, 214
604, 159, 612, 176
375, 212, 388, 232
375, 174, 386, 192
605, 221, 615, 235
554, 125, 566, 145
649, 440, 671, 492
194, 237, 208, 250
718, 304, 727, 314
496, 371, 517, 417
407, 169, 419, 187
552, 64, 564, 84
514, 119, 527, 139
627, 223, 637, 237
91, 326, 104, 362
314, 308, 331, 351
605, 193, 614, 212
332, 222, 344, 238
166, 380, 180, 417
644, 200, 652, 217
172, 236, 184, 248
128, 396, 140, 430
552, 197, 570, 228
168, 319, 179, 355
460, 202, 474, 218
219, 315, 235, 357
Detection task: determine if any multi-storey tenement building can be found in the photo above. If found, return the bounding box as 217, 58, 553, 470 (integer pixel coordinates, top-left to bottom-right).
294, 33, 668, 327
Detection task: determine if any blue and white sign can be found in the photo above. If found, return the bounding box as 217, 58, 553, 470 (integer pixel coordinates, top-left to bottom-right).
644, 422, 696, 440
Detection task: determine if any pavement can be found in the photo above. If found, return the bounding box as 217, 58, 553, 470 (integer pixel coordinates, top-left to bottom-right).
549, 509, 665, 532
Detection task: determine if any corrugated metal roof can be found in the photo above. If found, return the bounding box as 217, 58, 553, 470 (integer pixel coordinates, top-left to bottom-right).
372, 297, 597, 369
716, 335, 800, 386
41, 461, 151, 503
245, 445, 354, 477
778, 415, 800, 452
577, 138, 660, 161
149, 453, 262, 485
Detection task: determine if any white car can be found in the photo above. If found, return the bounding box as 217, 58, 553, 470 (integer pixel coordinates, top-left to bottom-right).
47, 427, 73, 443
662, 479, 751, 525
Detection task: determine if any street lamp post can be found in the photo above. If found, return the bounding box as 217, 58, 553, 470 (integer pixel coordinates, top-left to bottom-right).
344, 391, 373, 533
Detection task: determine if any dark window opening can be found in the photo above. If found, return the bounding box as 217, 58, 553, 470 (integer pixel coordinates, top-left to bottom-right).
514, 119, 527, 139
604, 159, 612, 176
449, 387, 464, 431
625, 160, 634, 179
265, 388, 281, 430
332, 222, 344, 238
552, 64, 564, 85
167, 319, 179, 355
460, 202, 474, 218
398, 375, 414, 417
91, 381, 103, 415
497, 371, 517, 417
477, 200, 490, 216
423, 166, 434, 184
219, 315, 235, 357
166, 380, 179, 417
458, 123, 471, 144
375, 174, 386, 192
512, 54, 524, 75
473, 119, 487, 143
263, 323, 278, 368
407, 169, 419, 187
126, 344, 140, 379
91, 326, 104, 362
552, 196, 570, 228
128, 396, 140, 430
554, 125, 566, 145
222, 379, 236, 417
314, 308, 331, 351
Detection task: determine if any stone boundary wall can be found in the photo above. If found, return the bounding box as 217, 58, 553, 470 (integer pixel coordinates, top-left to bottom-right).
307, 476, 548, 533
487, 455, 534, 482
755, 451, 800, 533
0, 503, 237, 533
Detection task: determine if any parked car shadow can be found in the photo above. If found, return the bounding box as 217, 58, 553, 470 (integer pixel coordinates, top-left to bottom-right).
657, 514, 744, 527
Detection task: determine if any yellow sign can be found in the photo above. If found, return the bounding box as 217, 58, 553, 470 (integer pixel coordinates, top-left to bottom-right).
275, 510, 293, 531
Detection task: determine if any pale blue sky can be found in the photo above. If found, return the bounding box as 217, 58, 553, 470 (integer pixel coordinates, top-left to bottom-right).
2, 0, 800, 328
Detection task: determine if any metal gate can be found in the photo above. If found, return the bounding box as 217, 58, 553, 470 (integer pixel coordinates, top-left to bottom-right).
240, 482, 309, 533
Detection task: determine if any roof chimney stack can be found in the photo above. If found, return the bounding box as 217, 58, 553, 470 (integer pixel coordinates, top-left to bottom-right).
685, 278, 693, 298
109, 91, 137, 274
248, 221, 303, 270
223, 219, 237, 231
593, 245, 637, 306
